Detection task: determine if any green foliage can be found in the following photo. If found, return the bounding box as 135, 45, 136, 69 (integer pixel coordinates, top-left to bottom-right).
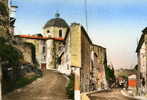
56, 56, 61, 64
0, 37, 7, 43
105, 65, 116, 84
15, 75, 39, 89
66, 74, 74, 100
3, 74, 40, 94
0, 37, 22, 94
116, 68, 136, 78
0, 2, 8, 16
0, 37, 22, 65
134, 64, 138, 71
0, 37, 40, 94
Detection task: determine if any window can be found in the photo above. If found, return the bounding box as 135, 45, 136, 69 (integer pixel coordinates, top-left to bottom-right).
42, 40, 46, 45
67, 64, 69, 70
56, 57, 61, 64
59, 30, 62, 37
43, 56, 46, 60
47, 30, 50, 33
94, 53, 98, 57
43, 46, 45, 54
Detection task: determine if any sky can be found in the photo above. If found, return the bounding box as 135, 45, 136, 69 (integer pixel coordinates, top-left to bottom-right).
13, 0, 147, 69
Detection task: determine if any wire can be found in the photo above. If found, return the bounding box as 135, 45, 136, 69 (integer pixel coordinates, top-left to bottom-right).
84, 0, 88, 32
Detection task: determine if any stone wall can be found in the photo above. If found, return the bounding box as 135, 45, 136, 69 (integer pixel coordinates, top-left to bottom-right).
91, 45, 107, 90
23, 39, 41, 64
145, 34, 147, 90
54, 40, 64, 68
15, 38, 42, 66
62, 23, 108, 93
13, 43, 33, 64
70, 23, 81, 68
80, 26, 92, 92
71, 24, 108, 92
57, 29, 72, 75
46, 39, 55, 69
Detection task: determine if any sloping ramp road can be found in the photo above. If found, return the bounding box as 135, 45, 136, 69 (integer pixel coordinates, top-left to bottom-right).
89, 89, 138, 100
3, 70, 69, 100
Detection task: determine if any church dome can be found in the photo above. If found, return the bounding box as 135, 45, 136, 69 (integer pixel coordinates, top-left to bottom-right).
43, 14, 69, 29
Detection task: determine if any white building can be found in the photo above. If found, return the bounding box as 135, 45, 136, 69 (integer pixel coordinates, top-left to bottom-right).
136, 27, 147, 95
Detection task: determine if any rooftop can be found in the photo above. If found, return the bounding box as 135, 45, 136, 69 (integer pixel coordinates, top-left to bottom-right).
43, 13, 69, 29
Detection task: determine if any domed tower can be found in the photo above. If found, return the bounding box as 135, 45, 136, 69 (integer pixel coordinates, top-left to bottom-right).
43, 13, 69, 38
43, 13, 69, 69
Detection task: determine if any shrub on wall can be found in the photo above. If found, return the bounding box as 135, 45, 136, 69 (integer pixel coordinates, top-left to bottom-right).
0, 37, 22, 65
66, 74, 74, 100
0, 37, 23, 94
0, 1, 9, 38
0, 2, 8, 16
105, 65, 116, 88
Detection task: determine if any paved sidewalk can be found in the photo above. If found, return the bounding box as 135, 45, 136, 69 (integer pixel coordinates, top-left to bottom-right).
88, 89, 138, 100
121, 90, 147, 100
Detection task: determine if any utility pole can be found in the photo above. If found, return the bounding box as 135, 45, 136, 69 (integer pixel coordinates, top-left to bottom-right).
84, 0, 88, 32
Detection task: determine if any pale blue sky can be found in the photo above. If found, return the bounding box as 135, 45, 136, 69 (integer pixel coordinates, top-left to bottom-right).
14, 0, 147, 69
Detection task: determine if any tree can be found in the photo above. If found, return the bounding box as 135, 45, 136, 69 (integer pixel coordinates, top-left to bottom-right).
0, 37, 22, 66
105, 65, 116, 88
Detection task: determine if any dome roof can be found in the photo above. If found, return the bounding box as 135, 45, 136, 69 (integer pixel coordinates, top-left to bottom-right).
43, 17, 69, 29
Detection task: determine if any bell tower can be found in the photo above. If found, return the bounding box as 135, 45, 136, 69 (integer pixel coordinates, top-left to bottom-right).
42, 13, 69, 69
43, 13, 69, 39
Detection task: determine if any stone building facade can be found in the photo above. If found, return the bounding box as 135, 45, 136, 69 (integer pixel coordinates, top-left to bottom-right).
90, 45, 107, 91
43, 15, 69, 69
14, 36, 45, 69
80, 25, 92, 92
136, 27, 147, 95
58, 23, 108, 99
15, 15, 108, 100
15, 14, 69, 70
15, 35, 54, 70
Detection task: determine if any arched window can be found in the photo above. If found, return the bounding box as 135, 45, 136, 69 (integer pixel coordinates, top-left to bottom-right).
42, 46, 45, 53
59, 30, 62, 37
47, 30, 50, 33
